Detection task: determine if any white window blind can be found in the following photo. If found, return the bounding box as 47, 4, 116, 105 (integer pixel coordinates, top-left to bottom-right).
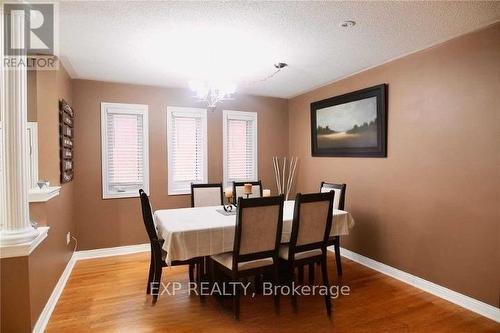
101, 103, 149, 199
167, 107, 207, 195
223, 110, 258, 187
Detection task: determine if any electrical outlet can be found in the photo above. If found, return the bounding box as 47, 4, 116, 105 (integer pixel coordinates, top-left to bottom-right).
66, 232, 71, 245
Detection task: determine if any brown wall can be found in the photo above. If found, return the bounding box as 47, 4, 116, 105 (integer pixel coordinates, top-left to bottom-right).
288, 23, 500, 307
28, 65, 77, 329
1, 64, 76, 332
71, 80, 289, 250
36, 68, 69, 185
0, 256, 31, 333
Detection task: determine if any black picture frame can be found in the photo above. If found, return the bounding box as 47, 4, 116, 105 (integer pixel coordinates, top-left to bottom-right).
310, 84, 388, 157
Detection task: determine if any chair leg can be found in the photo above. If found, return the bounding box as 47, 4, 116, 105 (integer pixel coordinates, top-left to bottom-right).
255, 274, 262, 293
189, 263, 195, 283
208, 257, 215, 282
146, 251, 154, 294
152, 265, 163, 304
233, 278, 240, 320
196, 262, 201, 284
197, 260, 206, 301
308, 263, 315, 284
289, 266, 297, 312
273, 266, 280, 314
320, 256, 332, 317
298, 266, 304, 284
334, 237, 343, 276
213, 264, 225, 306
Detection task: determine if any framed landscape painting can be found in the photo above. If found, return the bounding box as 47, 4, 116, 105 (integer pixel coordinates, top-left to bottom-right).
310, 84, 388, 157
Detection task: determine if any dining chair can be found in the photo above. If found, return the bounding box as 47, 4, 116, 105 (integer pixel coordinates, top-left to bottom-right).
320, 182, 346, 211
232, 180, 263, 204
210, 195, 284, 319
279, 191, 335, 316
299, 182, 346, 282
320, 182, 346, 277
139, 189, 203, 304
191, 183, 224, 207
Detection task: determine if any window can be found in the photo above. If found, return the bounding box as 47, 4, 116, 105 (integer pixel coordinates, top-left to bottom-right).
223, 110, 258, 188
101, 103, 149, 199
167, 107, 208, 195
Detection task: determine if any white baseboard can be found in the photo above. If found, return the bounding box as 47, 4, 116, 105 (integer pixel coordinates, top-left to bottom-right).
329, 246, 500, 323
73, 243, 149, 260
33, 243, 149, 332
33, 253, 76, 333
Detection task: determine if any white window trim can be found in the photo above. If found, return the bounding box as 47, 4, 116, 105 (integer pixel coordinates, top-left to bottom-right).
101, 102, 149, 199
166, 106, 208, 195
222, 110, 258, 188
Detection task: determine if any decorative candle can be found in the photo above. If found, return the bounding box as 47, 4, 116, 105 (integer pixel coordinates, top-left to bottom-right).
263, 189, 271, 197
224, 187, 233, 198
243, 183, 253, 195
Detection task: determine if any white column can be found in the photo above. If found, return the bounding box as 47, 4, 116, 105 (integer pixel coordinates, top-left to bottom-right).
0, 8, 39, 245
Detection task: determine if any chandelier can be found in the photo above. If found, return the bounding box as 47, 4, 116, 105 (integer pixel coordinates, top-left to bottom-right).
189, 80, 236, 111
188, 63, 288, 110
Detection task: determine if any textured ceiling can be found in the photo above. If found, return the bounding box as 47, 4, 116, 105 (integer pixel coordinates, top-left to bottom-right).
58, 1, 500, 98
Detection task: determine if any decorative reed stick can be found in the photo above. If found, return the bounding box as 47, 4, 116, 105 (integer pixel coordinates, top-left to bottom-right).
282, 157, 286, 195
273, 156, 298, 200
286, 157, 298, 200
273, 157, 281, 195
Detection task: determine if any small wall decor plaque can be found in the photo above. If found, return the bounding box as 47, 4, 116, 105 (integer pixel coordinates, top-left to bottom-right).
62, 148, 72, 159
59, 99, 74, 183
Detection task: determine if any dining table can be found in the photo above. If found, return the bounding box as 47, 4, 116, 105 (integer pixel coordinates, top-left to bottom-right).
154, 200, 355, 265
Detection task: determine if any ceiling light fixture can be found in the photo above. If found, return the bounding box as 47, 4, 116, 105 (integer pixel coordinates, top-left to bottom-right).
340, 20, 356, 28
189, 62, 288, 110
189, 80, 236, 111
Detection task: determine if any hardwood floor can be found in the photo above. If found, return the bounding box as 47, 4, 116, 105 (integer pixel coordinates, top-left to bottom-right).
46, 252, 499, 333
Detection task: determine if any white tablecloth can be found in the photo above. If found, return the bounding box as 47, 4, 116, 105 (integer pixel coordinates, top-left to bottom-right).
154, 200, 355, 264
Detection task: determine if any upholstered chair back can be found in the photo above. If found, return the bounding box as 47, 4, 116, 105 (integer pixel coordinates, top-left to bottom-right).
191, 183, 223, 207
320, 182, 346, 210
290, 192, 334, 249
234, 196, 284, 257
